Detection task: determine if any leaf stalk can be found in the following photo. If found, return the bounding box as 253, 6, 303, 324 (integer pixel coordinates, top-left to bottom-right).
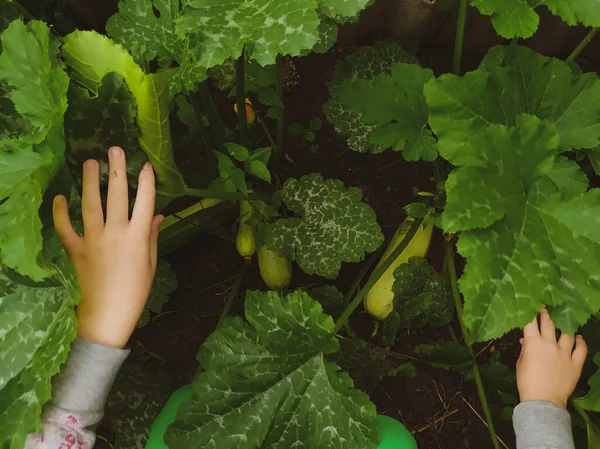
274, 55, 285, 166
445, 241, 500, 449
566, 27, 600, 63
453, 0, 469, 75
217, 263, 248, 328
236, 49, 249, 148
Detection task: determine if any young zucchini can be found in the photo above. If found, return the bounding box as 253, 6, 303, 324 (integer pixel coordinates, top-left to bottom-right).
236, 200, 256, 258
258, 247, 292, 290
364, 218, 434, 320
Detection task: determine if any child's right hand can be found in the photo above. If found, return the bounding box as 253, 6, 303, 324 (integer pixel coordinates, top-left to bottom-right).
516, 308, 588, 408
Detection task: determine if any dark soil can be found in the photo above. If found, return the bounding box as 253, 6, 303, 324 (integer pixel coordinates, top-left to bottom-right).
118, 45, 528, 449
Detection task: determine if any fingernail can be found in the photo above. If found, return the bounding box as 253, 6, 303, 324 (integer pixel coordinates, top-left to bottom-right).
143, 161, 152, 170
110, 147, 122, 158
84, 159, 97, 170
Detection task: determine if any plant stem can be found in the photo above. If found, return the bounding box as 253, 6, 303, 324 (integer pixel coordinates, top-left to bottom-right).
274, 55, 285, 166
342, 248, 383, 305
453, 0, 468, 75
189, 92, 215, 161
334, 218, 423, 333
216, 263, 247, 328
198, 83, 226, 148
445, 242, 500, 449
236, 50, 249, 148
567, 27, 600, 63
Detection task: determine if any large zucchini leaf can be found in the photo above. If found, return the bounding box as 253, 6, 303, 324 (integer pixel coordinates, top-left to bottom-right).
165, 290, 379, 449
0, 20, 69, 280
472, 0, 600, 39
61, 30, 188, 197
440, 114, 600, 340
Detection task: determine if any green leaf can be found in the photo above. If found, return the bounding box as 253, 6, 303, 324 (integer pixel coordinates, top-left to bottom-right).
309, 116, 324, 131
265, 173, 384, 278
0, 20, 69, 280
248, 147, 272, 165
138, 260, 178, 327
379, 311, 401, 347
213, 150, 235, 174
414, 341, 472, 371
329, 338, 399, 393
289, 122, 304, 135
325, 41, 418, 153
577, 354, 600, 411
338, 62, 437, 161
207, 59, 237, 91
257, 86, 283, 108
176, 0, 370, 70
441, 114, 600, 340
403, 202, 429, 219
248, 159, 271, 183
229, 167, 248, 194
391, 257, 454, 330
0, 233, 79, 447
425, 45, 600, 157
105, 0, 207, 93
472, 0, 600, 38
586, 148, 600, 175
224, 142, 249, 162
308, 285, 347, 319
62, 30, 188, 197
65, 72, 145, 188
305, 130, 316, 142
165, 290, 378, 449
303, 14, 338, 55
471, 0, 540, 39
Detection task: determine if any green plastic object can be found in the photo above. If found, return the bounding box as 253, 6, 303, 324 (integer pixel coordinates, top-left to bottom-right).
145, 384, 418, 449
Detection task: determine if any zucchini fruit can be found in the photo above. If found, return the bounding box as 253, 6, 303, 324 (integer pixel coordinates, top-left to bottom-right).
364, 218, 434, 320
236, 200, 256, 258
258, 247, 292, 290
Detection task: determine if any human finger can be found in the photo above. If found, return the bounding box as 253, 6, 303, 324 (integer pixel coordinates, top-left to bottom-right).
131, 162, 156, 233
82, 159, 104, 234
149, 214, 163, 270
558, 333, 575, 355
106, 146, 129, 226
523, 315, 540, 339
53, 195, 83, 258
539, 307, 556, 341
572, 335, 588, 371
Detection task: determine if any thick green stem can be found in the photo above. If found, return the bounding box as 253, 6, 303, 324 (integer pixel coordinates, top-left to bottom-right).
274, 55, 285, 165
453, 0, 468, 75
236, 50, 249, 148
334, 218, 423, 333
567, 27, 600, 63
445, 242, 500, 449
198, 83, 226, 148
216, 263, 248, 328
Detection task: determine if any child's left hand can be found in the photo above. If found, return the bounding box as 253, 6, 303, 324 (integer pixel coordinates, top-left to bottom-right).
53, 147, 163, 348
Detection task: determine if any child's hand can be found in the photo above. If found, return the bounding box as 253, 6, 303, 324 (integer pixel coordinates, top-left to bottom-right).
517, 308, 588, 408
53, 147, 163, 348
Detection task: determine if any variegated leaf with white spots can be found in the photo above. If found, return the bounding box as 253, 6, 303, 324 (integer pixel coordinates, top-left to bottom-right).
442, 115, 600, 340
0, 232, 80, 448
165, 290, 379, 449
264, 173, 384, 279
324, 41, 418, 153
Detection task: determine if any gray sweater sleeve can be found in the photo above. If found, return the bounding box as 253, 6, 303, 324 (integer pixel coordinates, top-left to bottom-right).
513, 401, 575, 449
25, 339, 129, 449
